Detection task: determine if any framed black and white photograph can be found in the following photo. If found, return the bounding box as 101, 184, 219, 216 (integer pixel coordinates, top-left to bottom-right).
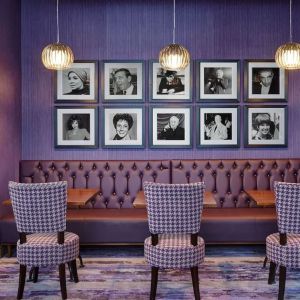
244, 106, 287, 147
102, 106, 145, 148
56, 60, 98, 102
245, 60, 287, 101
197, 106, 240, 148
150, 106, 191, 148
103, 60, 144, 101
198, 60, 240, 102
54, 107, 98, 148
150, 61, 191, 101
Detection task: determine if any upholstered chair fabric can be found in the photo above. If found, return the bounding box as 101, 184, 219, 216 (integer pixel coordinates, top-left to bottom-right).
274, 182, 300, 234
9, 181, 67, 233
266, 181, 300, 299
143, 181, 205, 234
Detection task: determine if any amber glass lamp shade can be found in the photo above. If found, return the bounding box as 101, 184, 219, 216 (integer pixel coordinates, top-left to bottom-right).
159, 43, 190, 71
41, 43, 74, 70
275, 42, 300, 70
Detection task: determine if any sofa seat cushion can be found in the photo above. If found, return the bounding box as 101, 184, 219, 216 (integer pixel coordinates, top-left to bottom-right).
0, 208, 276, 244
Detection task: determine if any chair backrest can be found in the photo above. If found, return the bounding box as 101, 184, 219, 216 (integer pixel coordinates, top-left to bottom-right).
143, 181, 205, 234
8, 181, 67, 233
275, 181, 300, 234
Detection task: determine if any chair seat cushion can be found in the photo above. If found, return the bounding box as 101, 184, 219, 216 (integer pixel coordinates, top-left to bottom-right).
266, 233, 300, 268
144, 233, 205, 269
17, 232, 79, 266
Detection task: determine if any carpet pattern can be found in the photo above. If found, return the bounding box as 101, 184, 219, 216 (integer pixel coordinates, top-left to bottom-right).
0, 248, 300, 299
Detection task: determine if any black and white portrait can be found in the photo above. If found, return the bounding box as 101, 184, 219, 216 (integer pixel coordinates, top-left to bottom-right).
151, 107, 191, 148
56, 61, 97, 102
55, 107, 98, 148
198, 107, 239, 147
199, 61, 239, 101
104, 61, 144, 101
103, 107, 144, 148
246, 61, 287, 101
246, 106, 287, 147
151, 62, 190, 100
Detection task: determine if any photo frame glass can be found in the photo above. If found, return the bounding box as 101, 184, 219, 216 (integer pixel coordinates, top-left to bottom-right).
151, 107, 191, 147
199, 61, 239, 101
103, 107, 144, 147
104, 61, 143, 101
55, 107, 97, 148
247, 61, 286, 100
246, 106, 286, 146
199, 107, 239, 146
56, 61, 97, 102
151, 62, 190, 100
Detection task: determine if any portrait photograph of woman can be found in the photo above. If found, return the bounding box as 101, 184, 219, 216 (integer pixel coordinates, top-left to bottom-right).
245, 106, 287, 147
151, 62, 190, 101
56, 61, 98, 102
55, 107, 98, 148
197, 106, 239, 148
102, 107, 145, 148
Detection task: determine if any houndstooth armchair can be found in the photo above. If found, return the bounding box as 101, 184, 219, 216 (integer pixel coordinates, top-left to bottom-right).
9, 181, 80, 299
266, 181, 300, 300
143, 181, 205, 300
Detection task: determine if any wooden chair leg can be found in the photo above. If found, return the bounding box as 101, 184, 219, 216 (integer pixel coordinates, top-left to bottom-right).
268, 261, 276, 284
263, 256, 268, 268
17, 264, 26, 299
150, 266, 159, 300
67, 262, 74, 282
70, 259, 79, 283
0, 244, 3, 257
191, 266, 200, 300
78, 255, 85, 267
7, 245, 12, 257
278, 266, 286, 300
33, 267, 39, 283
59, 263, 67, 299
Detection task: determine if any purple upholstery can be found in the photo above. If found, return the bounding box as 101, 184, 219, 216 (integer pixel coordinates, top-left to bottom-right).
1, 159, 300, 245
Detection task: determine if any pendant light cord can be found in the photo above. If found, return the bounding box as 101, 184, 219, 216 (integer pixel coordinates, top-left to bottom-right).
172, 0, 176, 44
290, 0, 293, 42
56, 0, 60, 43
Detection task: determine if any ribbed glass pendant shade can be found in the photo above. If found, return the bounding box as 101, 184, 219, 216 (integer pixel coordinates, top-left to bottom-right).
159, 43, 190, 71
41, 43, 74, 70
275, 42, 300, 70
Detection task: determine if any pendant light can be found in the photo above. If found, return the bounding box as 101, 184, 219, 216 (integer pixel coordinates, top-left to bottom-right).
275, 0, 300, 70
159, 0, 190, 71
41, 0, 74, 70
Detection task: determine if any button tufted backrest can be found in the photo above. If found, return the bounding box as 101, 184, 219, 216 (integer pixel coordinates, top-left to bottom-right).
172, 159, 300, 208
20, 160, 171, 208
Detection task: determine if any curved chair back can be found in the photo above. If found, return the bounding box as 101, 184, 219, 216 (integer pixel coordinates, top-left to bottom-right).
9, 181, 67, 233
143, 181, 205, 234
275, 181, 300, 234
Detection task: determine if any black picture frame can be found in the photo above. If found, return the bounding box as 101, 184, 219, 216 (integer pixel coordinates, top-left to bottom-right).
149, 106, 192, 148
197, 59, 240, 102
101, 106, 145, 148
196, 105, 240, 148
244, 105, 288, 147
54, 106, 98, 149
55, 60, 98, 103
244, 60, 288, 102
102, 60, 144, 102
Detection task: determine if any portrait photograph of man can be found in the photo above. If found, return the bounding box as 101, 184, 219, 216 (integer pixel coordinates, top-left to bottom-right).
104, 61, 144, 101
157, 114, 185, 140
247, 61, 286, 101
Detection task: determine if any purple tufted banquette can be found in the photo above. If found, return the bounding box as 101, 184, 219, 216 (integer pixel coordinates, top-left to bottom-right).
1, 159, 300, 245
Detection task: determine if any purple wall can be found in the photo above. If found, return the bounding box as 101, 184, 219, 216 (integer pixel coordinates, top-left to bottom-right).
21, 0, 300, 160
0, 0, 21, 208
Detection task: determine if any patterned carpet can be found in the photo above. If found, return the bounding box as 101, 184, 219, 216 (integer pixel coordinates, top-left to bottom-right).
0, 246, 300, 299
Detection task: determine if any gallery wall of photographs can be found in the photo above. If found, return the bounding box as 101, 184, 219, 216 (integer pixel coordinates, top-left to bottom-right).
54, 59, 288, 149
